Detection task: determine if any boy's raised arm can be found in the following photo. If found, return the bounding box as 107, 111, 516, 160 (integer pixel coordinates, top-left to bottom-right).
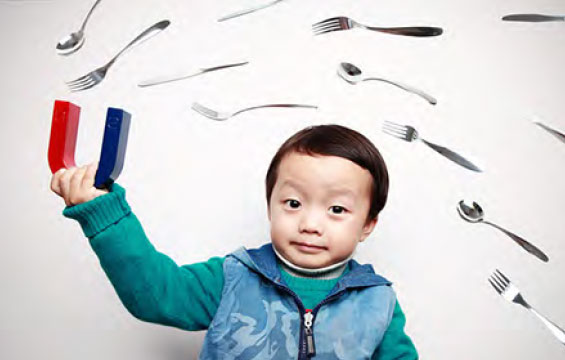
51, 164, 224, 331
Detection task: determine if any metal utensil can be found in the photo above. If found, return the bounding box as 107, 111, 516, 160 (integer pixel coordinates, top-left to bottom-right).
337, 62, 437, 105
382, 121, 482, 172
191, 102, 317, 121
313, 16, 443, 37
502, 14, 565, 22
138, 61, 249, 87
534, 120, 565, 144
66, 20, 170, 92
457, 200, 549, 262
488, 270, 565, 345
56, 0, 102, 55
218, 0, 283, 22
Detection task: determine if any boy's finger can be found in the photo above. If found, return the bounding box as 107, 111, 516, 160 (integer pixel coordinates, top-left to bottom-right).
82, 162, 98, 189
50, 168, 66, 196
59, 167, 75, 206
69, 166, 88, 202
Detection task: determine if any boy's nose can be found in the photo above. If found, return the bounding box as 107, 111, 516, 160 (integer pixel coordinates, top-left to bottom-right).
298, 210, 323, 235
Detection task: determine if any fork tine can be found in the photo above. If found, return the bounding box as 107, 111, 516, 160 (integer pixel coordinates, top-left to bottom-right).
68, 76, 94, 90
69, 79, 95, 92
66, 73, 92, 86
313, 24, 342, 34
313, 27, 337, 35
67, 76, 93, 89
312, 19, 340, 29
312, 17, 341, 27
382, 122, 407, 135
488, 278, 503, 294
68, 74, 97, 89
491, 272, 507, 291
382, 126, 406, 136
495, 269, 510, 286
191, 103, 217, 117
383, 120, 406, 129
72, 79, 100, 92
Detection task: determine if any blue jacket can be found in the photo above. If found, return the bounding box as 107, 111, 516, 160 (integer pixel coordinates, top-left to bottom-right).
200, 244, 397, 359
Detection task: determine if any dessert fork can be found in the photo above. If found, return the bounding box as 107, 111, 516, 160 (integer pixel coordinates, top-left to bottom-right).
382, 121, 481, 172
191, 102, 317, 121
66, 20, 170, 91
488, 269, 565, 345
313, 16, 443, 37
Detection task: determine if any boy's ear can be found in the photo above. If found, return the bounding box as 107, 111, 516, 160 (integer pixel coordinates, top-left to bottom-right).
359, 216, 378, 242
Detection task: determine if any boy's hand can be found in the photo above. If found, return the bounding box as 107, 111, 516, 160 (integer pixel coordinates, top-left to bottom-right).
50, 162, 109, 207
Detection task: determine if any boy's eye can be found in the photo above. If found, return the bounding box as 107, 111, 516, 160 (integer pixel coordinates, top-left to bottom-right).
285, 199, 301, 209
329, 206, 346, 214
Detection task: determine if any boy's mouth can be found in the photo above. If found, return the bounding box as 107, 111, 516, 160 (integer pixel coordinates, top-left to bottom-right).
291, 241, 328, 253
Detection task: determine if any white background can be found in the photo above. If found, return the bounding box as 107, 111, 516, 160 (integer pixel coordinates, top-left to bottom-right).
1, 0, 565, 358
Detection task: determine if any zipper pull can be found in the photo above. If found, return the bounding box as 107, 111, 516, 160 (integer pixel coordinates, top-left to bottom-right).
304, 310, 316, 357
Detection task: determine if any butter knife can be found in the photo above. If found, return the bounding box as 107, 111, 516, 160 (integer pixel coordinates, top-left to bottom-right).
534, 121, 565, 144
218, 0, 283, 22
502, 14, 565, 22
420, 140, 482, 172
138, 61, 249, 87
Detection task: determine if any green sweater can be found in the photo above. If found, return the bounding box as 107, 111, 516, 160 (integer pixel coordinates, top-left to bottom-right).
63, 184, 418, 359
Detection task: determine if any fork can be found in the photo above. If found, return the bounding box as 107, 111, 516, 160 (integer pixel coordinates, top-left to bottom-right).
382, 121, 481, 172
218, 0, 284, 22
66, 20, 170, 92
488, 270, 565, 345
191, 102, 317, 121
312, 16, 443, 37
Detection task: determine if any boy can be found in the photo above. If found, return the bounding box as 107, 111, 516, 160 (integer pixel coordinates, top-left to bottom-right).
51, 124, 417, 359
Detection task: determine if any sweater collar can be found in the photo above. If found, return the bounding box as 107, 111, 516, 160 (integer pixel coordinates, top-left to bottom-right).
230, 243, 392, 289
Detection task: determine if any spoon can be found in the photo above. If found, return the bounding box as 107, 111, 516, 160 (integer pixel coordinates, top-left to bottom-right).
337, 62, 437, 105
56, 0, 102, 55
457, 200, 549, 262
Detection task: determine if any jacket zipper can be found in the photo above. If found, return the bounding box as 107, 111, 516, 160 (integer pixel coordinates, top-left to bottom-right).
273, 281, 348, 359
304, 309, 315, 357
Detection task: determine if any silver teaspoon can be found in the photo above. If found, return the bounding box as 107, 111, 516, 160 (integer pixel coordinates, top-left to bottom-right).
457, 200, 549, 262
337, 62, 437, 105
56, 0, 102, 55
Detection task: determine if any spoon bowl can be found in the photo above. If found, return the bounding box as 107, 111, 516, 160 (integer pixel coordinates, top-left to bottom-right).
56, 31, 85, 55
56, 0, 101, 55
337, 62, 363, 84
457, 200, 484, 223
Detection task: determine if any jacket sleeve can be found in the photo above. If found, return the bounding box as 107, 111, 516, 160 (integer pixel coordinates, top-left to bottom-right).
372, 300, 418, 360
63, 183, 225, 331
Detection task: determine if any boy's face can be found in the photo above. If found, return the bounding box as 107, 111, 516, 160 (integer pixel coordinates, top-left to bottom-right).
268, 152, 377, 269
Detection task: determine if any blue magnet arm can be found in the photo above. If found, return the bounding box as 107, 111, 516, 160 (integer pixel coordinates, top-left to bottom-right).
94, 108, 131, 189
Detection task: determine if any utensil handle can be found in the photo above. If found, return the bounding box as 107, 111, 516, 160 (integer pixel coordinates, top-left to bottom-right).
109, 20, 170, 65
420, 139, 482, 172
80, 0, 102, 32
364, 77, 437, 105
218, 0, 281, 22
502, 14, 565, 22
232, 104, 317, 117
483, 221, 549, 262
364, 26, 443, 37
528, 307, 565, 344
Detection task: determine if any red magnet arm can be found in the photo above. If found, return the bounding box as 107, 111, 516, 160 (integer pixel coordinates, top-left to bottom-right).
48, 100, 81, 174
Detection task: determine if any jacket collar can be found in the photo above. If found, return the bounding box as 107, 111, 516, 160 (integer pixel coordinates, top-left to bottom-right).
230, 243, 392, 290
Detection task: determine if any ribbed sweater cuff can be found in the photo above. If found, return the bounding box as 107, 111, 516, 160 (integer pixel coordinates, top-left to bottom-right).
62, 183, 131, 238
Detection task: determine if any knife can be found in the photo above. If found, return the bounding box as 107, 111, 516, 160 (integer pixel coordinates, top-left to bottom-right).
138, 61, 249, 87
502, 14, 565, 22
534, 121, 565, 144
420, 139, 482, 172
